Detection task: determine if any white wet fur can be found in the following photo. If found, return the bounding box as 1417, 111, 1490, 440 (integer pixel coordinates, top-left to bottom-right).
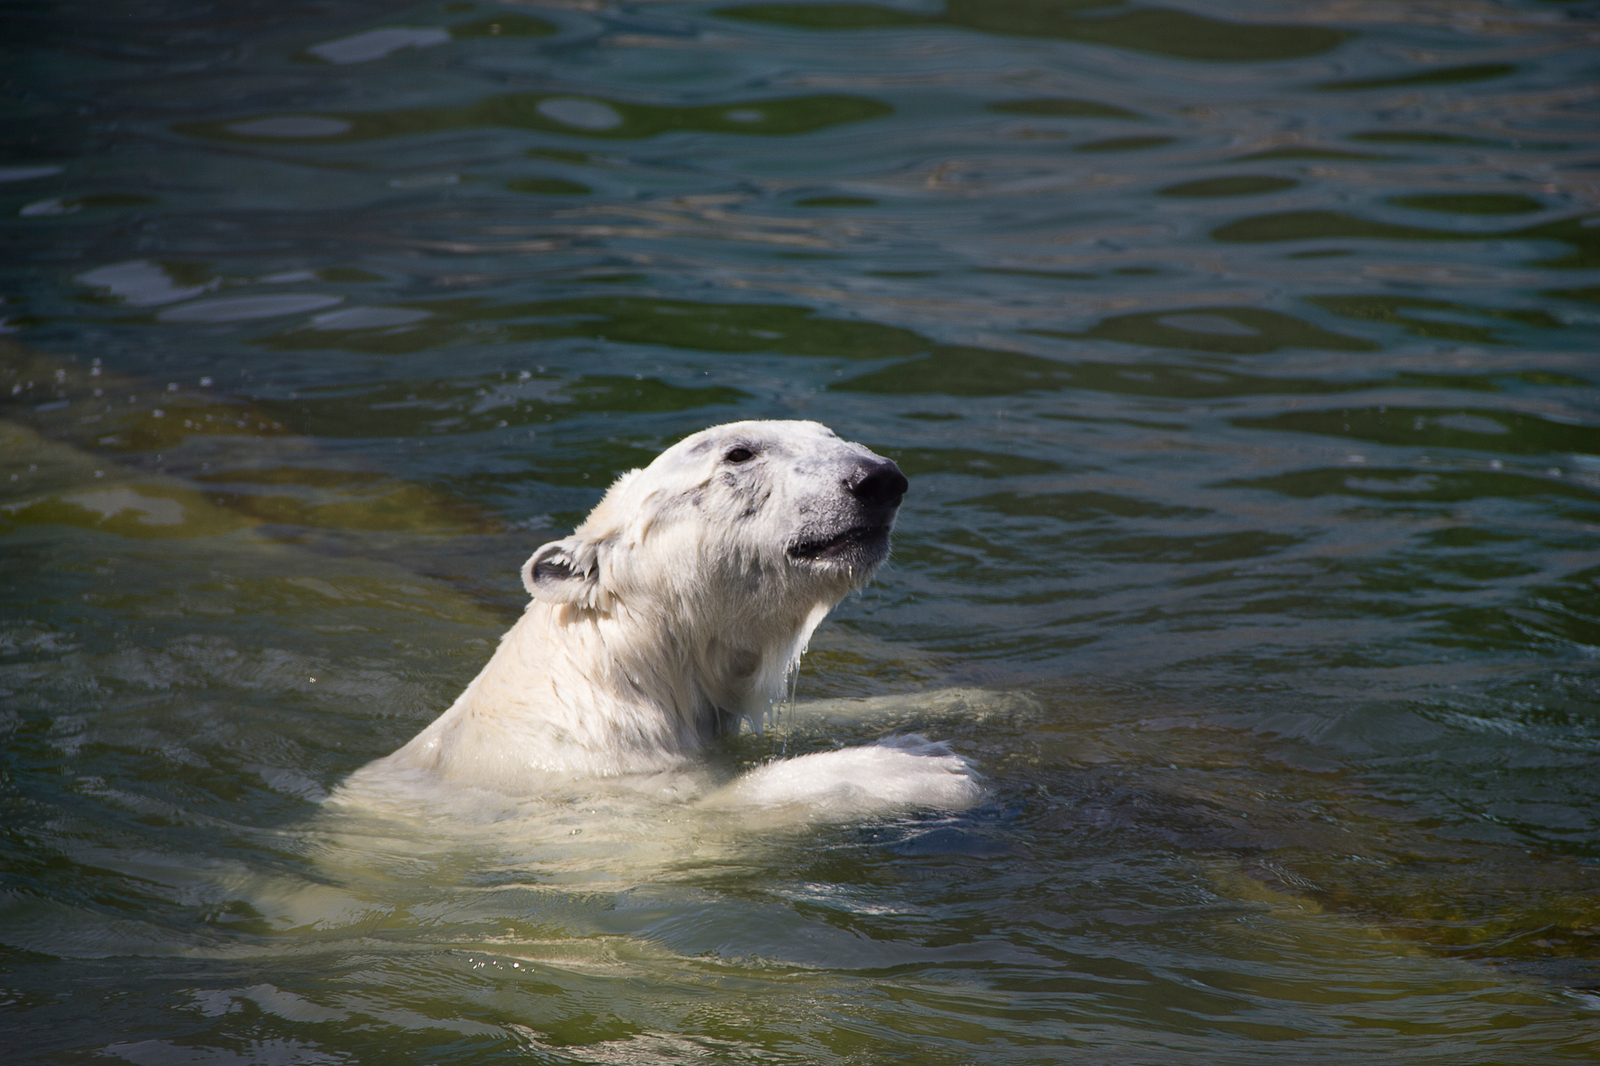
333, 420, 984, 818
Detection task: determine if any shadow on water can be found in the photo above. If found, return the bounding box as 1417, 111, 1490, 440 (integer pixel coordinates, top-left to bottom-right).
1232, 407, 1600, 457
1213, 211, 1600, 269
718, 0, 1351, 61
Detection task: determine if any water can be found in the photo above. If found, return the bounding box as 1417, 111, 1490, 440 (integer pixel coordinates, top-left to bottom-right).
3, 0, 1599, 1061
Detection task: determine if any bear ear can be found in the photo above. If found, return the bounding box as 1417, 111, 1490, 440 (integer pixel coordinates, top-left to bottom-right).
522, 536, 602, 606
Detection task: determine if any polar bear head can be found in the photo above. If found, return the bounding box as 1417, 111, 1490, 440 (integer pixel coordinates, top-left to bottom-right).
519, 420, 907, 719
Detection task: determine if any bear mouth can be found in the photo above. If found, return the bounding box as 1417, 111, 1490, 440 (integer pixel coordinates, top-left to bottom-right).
787, 523, 892, 563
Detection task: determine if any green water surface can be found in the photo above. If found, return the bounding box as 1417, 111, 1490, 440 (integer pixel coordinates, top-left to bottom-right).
3, 1, 1598, 1062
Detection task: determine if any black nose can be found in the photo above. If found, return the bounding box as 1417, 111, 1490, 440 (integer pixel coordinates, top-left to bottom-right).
846, 459, 908, 509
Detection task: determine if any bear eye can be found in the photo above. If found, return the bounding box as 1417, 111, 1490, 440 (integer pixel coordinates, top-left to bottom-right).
723, 446, 755, 464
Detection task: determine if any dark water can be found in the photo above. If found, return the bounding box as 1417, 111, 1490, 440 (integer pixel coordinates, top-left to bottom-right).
4, 0, 1600, 1061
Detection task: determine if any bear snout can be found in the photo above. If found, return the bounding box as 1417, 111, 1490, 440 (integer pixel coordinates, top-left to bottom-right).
845, 458, 908, 510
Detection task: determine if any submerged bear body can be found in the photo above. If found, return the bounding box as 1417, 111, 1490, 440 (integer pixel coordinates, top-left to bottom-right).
338, 420, 981, 813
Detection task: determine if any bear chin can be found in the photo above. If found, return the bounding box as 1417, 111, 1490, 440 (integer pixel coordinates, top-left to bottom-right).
787, 522, 893, 569
334, 419, 981, 822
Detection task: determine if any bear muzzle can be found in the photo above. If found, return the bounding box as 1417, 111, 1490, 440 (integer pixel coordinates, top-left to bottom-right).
786, 455, 906, 568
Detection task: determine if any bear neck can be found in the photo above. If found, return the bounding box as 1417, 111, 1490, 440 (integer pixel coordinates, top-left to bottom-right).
383, 592, 837, 785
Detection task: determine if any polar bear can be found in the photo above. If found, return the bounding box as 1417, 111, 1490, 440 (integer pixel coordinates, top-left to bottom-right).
337, 420, 982, 815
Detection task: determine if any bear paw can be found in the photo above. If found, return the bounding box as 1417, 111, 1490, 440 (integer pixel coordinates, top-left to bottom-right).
713, 734, 986, 818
